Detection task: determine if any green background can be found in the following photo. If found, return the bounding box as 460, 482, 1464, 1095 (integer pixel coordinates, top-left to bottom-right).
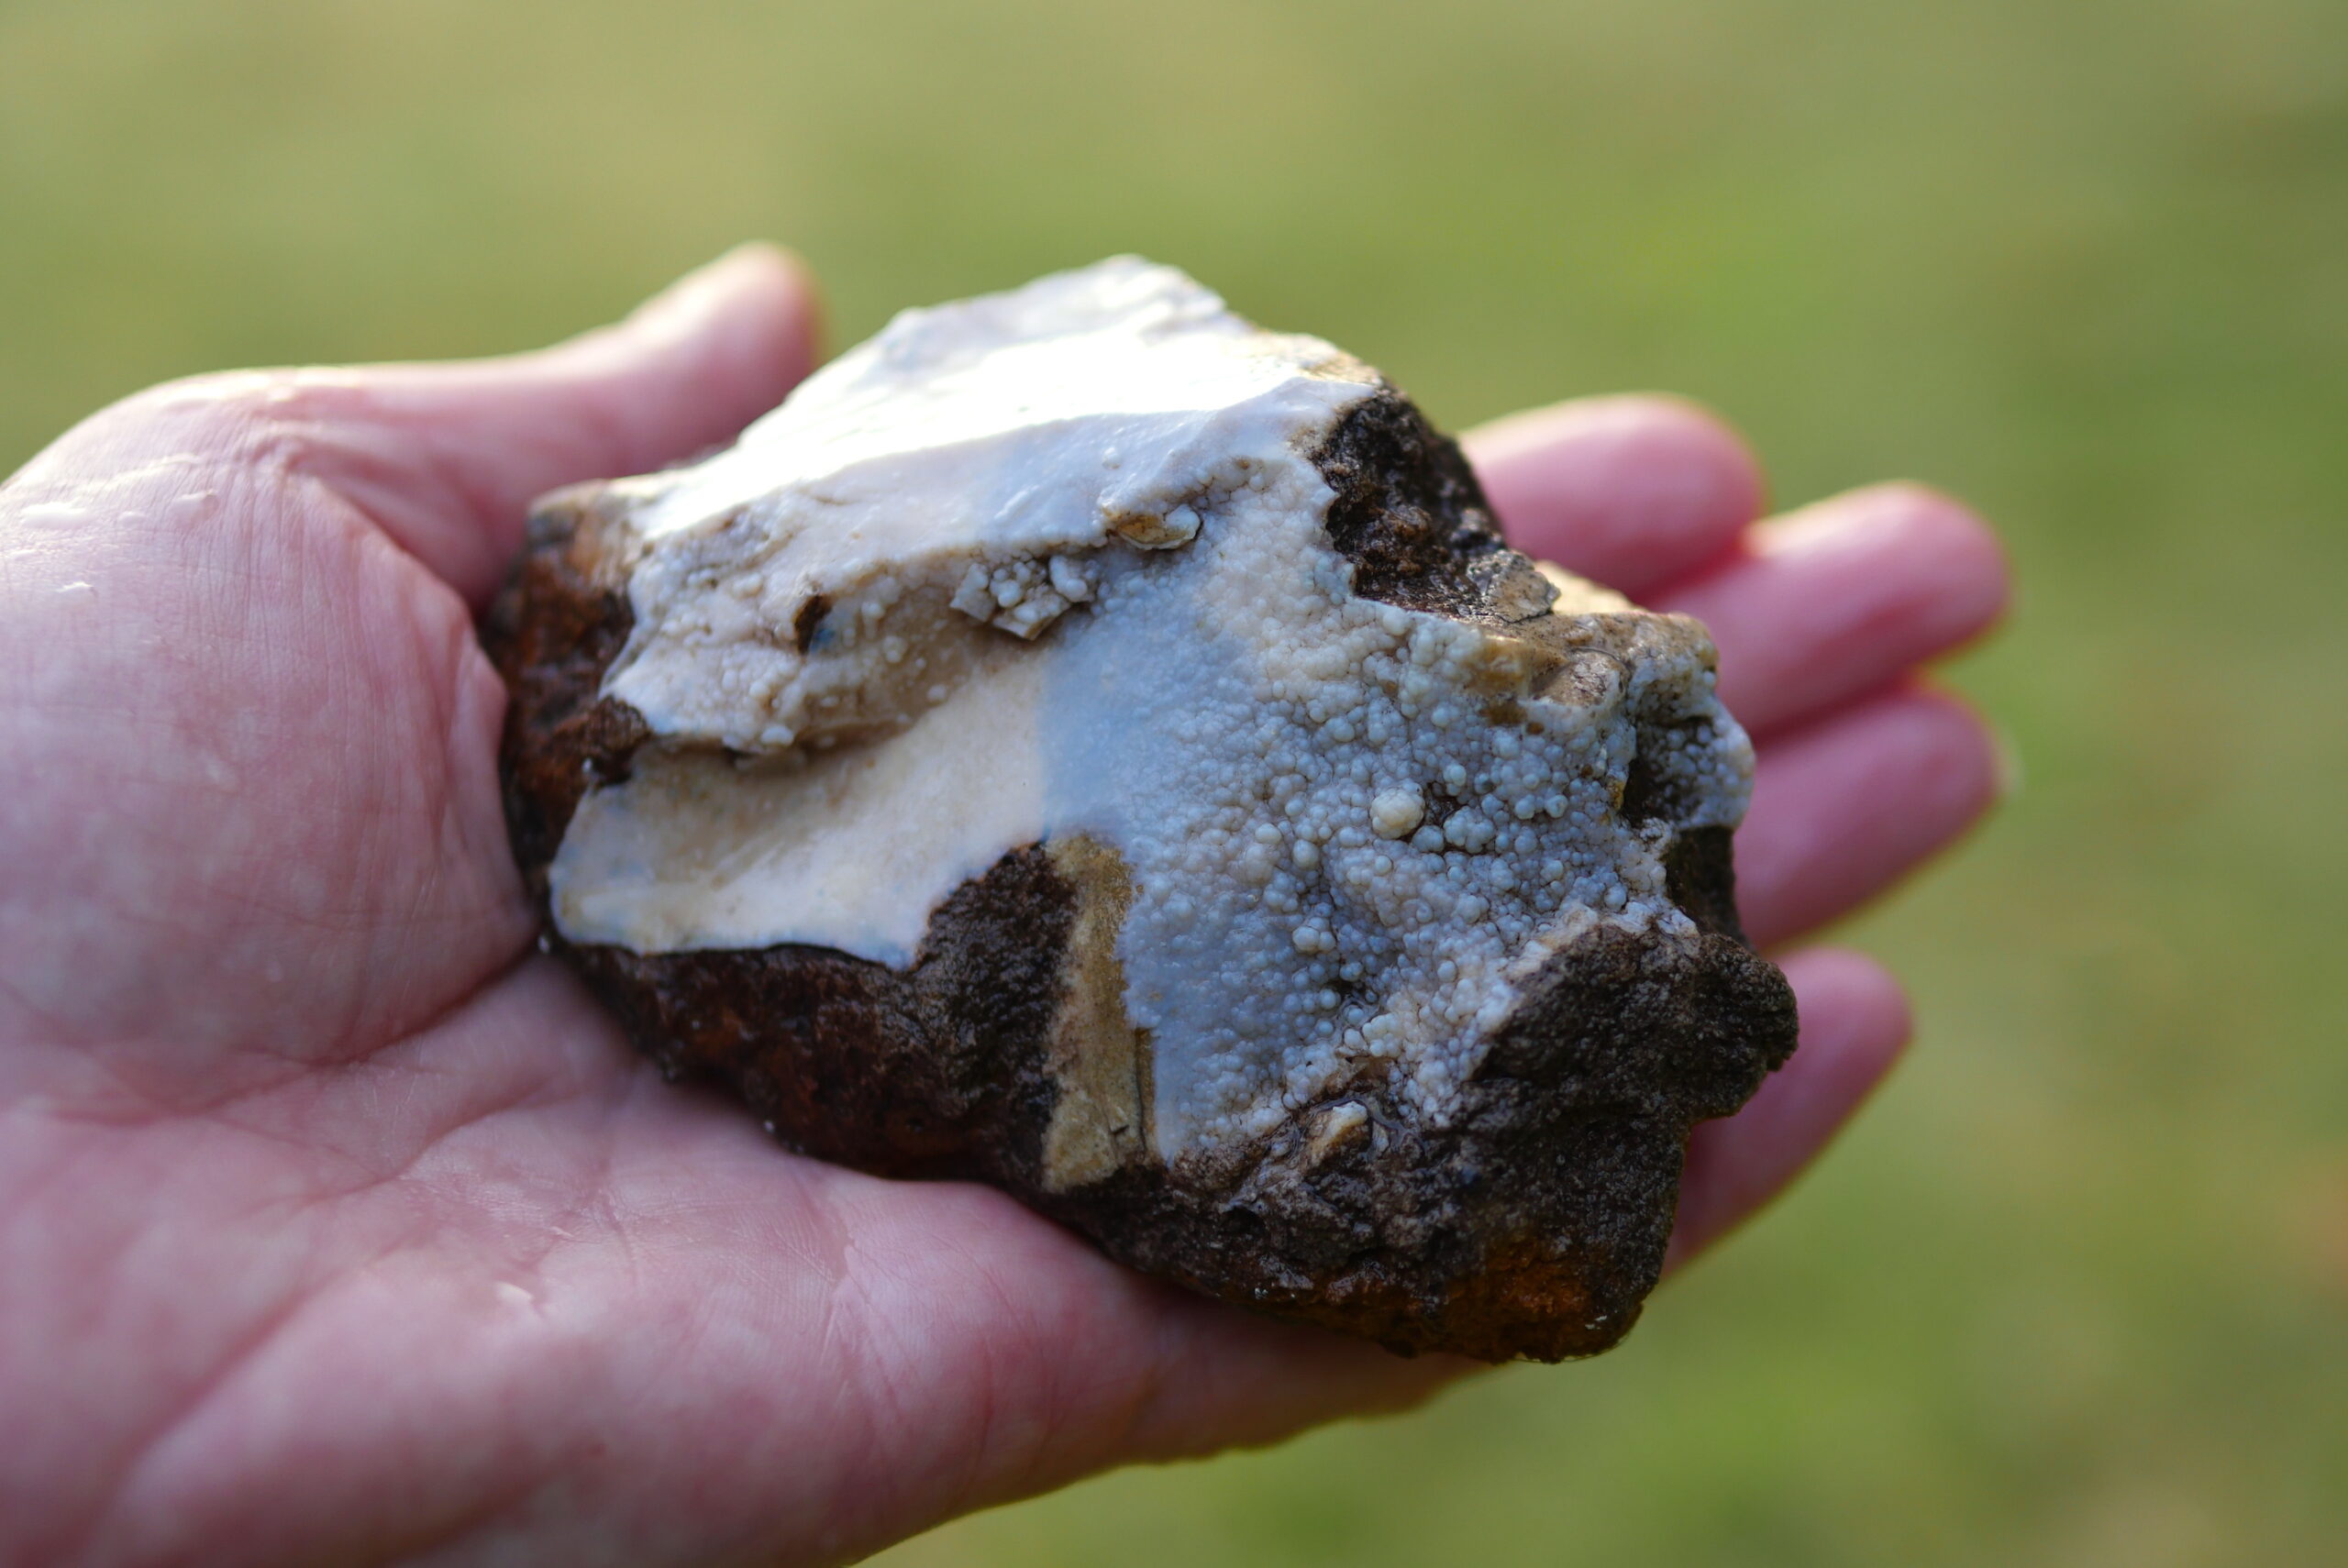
6, 1, 2343, 1562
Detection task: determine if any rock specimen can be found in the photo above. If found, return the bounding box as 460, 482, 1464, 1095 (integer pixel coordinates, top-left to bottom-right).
486, 258, 1798, 1362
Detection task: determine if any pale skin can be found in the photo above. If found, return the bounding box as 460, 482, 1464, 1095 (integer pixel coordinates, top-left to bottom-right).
0, 248, 2010, 1567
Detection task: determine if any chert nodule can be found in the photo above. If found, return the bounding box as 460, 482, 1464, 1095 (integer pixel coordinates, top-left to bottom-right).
488, 259, 1798, 1362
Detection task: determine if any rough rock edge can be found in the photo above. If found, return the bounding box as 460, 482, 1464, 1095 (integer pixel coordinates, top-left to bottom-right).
482, 382, 1799, 1363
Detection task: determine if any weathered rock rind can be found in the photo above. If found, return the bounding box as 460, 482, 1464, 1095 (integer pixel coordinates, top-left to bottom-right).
485, 364, 1797, 1362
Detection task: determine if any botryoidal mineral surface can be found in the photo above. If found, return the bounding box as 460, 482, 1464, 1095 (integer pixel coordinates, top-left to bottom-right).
486, 258, 1798, 1362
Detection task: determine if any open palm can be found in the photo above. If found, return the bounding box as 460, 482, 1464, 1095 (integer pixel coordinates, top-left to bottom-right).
0, 249, 2008, 1568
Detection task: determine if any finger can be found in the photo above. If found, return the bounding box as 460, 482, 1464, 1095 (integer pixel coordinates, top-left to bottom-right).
784, 1178, 1472, 1553
1113, 1286, 1472, 1461
129, 244, 820, 607
1736, 685, 2004, 950
1654, 482, 2010, 738
1462, 394, 1766, 595
1666, 946, 1911, 1269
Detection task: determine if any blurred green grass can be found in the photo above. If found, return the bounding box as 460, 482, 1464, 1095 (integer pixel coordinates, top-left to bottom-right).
5, 0, 2343, 1562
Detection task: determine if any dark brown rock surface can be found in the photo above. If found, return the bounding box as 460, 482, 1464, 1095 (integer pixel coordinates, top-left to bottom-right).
486, 420, 1794, 1364
483, 259, 1798, 1362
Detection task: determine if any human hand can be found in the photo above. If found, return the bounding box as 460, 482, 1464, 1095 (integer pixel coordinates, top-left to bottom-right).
0, 248, 2008, 1567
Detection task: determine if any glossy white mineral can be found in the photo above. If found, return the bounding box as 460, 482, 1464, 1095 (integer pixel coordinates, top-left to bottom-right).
547, 258, 1754, 1157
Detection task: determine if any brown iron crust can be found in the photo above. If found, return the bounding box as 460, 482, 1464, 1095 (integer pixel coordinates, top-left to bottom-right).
482, 386, 1798, 1363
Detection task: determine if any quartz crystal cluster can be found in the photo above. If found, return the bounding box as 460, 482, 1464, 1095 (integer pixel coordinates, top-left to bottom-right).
487, 259, 1797, 1361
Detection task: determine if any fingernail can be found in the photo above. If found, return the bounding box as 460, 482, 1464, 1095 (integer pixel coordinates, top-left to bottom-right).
626, 244, 785, 337
1755, 483, 1959, 558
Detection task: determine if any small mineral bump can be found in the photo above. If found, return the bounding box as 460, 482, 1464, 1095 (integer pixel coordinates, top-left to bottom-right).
1369, 787, 1424, 840
485, 258, 1798, 1363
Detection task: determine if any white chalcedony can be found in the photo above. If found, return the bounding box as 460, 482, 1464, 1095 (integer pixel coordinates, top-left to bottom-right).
1369, 787, 1425, 840
546, 259, 1753, 1157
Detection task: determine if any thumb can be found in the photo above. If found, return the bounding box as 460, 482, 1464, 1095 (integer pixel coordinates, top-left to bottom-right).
45, 245, 823, 607
304, 243, 821, 604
